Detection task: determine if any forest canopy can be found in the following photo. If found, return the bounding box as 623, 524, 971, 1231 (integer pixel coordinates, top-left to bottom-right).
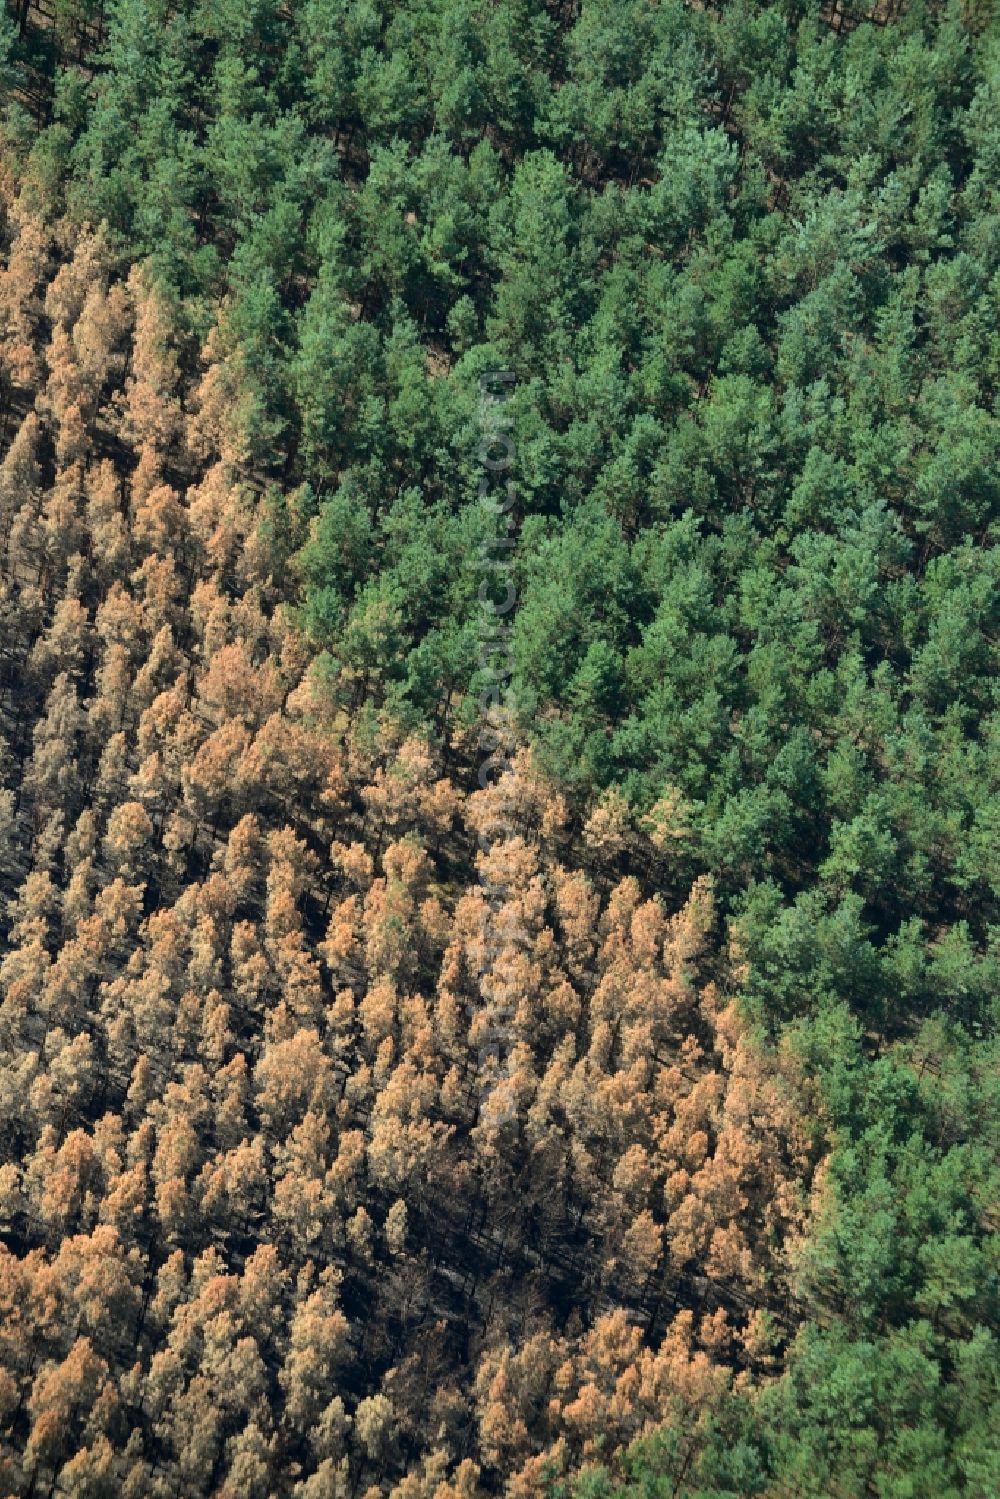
0, 2, 997, 1497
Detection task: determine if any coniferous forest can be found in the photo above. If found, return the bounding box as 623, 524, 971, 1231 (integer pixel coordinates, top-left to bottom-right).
0, 1, 998, 1495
